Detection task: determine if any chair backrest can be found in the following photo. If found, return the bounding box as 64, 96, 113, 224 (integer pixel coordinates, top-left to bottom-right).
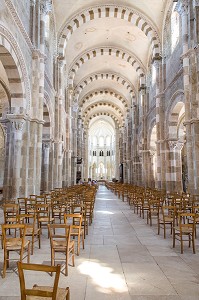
36, 204, 50, 217
2, 223, 27, 249
178, 213, 196, 231
64, 214, 82, 229
17, 261, 61, 300
48, 224, 71, 248
3, 203, 19, 223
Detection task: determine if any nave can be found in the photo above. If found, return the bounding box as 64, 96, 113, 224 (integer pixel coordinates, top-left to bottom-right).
0, 185, 199, 299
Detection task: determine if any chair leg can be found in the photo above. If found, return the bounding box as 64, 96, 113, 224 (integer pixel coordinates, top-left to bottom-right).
3, 249, 7, 278
27, 243, 30, 263
192, 234, 196, 254
164, 223, 166, 239
38, 232, 41, 249
180, 234, 183, 254
72, 247, 75, 267
65, 251, 69, 276
82, 233, 84, 250
31, 236, 34, 255
66, 287, 70, 300
173, 230, 175, 248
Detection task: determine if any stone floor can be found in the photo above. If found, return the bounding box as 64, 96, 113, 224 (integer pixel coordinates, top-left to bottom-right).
1, 185, 199, 299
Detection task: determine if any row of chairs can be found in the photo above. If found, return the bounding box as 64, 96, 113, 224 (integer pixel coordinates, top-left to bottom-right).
1, 184, 97, 278
106, 182, 197, 254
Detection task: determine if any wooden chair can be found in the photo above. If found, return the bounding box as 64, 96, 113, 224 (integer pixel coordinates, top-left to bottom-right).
173, 212, 196, 254
147, 199, 160, 226
71, 204, 88, 236
18, 198, 28, 214
17, 262, 70, 300
158, 205, 176, 238
3, 203, 19, 225
1, 223, 30, 278
64, 213, 84, 256
18, 214, 41, 255
36, 204, 54, 238
48, 224, 75, 276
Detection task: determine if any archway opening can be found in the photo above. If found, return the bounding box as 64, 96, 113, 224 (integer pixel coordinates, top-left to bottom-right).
88, 117, 116, 181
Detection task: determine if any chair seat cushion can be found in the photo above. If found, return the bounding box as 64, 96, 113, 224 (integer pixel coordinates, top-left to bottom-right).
26, 285, 69, 300
6, 238, 29, 250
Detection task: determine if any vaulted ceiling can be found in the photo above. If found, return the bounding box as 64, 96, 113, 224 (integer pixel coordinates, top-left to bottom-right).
53, 0, 169, 129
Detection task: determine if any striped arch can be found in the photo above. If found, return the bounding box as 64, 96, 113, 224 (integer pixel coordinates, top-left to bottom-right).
82, 101, 124, 120
0, 25, 31, 112
58, 5, 160, 57
166, 90, 184, 140
74, 72, 136, 101
79, 89, 129, 110
68, 46, 145, 85
84, 111, 123, 127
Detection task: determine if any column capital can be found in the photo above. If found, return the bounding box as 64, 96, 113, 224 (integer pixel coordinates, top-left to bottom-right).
194, 0, 199, 6
30, 0, 36, 6
6, 114, 27, 132
152, 56, 162, 68
177, 0, 189, 16
168, 140, 184, 151
43, 140, 51, 149
40, 0, 52, 15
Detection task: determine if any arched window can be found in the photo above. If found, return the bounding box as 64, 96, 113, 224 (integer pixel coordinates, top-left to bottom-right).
99, 150, 104, 156
99, 136, 104, 147
93, 136, 97, 147
171, 4, 179, 52
106, 136, 111, 146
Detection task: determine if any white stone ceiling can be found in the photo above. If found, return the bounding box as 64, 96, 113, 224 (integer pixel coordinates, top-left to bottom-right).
53, 0, 169, 127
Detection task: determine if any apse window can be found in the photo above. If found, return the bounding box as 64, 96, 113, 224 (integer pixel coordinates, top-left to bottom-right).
171, 4, 180, 52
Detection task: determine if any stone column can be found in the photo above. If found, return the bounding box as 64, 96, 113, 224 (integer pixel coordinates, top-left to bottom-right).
71, 109, 78, 185
140, 85, 148, 187
4, 115, 26, 199
168, 140, 184, 192
48, 140, 54, 190
115, 126, 120, 180
41, 141, 51, 192
178, 1, 194, 193
153, 56, 166, 190
83, 126, 89, 181
149, 150, 156, 188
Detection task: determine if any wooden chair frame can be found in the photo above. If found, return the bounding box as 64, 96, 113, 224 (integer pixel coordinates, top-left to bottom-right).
2, 223, 30, 278
48, 224, 75, 276
17, 262, 70, 300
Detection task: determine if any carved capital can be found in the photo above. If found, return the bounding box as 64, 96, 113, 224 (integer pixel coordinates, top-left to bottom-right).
178, 0, 189, 16
149, 149, 156, 157
7, 114, 27, 132
40, 0, 52, 15
194, 0, 199, 6
43, 141, 51, 149
30, 0, 36, 6
168, 140, 184, 151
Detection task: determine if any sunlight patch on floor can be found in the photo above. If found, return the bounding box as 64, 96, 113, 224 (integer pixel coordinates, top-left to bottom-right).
78, 261, 127, 294
96, 210, 114, 215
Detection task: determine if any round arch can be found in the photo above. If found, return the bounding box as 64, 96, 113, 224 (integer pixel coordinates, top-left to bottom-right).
68, 46, 146, 84
58, 5, 161, 57
0, 24, 31, 112
74, 72, 136, 100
